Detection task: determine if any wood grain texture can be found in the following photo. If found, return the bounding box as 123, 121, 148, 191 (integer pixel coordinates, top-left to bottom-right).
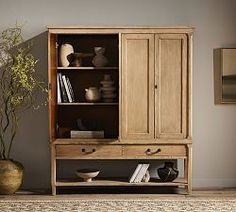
55, 178, 187, 187
187, 33, 193, 139
56, 145, 123, 159
47, 26, 194, 35
121, 34, 154, 140
48, 26, 193, 194
53, 138, 192, 145
48, 33, 57, 142
123, 145, 187, 158
187, 144, 193, 194
51, 144, 56, 195
155, 34, 187, 139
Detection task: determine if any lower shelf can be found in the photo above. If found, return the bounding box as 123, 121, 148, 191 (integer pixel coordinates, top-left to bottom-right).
56, 178, 187, 187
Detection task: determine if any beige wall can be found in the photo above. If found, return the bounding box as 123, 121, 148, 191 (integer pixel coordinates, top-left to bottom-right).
0, 0, 236, 189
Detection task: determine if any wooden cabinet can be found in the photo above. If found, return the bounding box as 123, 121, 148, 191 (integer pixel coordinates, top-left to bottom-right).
48, 26, 193, 195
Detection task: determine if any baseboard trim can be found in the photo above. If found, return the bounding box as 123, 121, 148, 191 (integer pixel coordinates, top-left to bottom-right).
193, 178, 236, 188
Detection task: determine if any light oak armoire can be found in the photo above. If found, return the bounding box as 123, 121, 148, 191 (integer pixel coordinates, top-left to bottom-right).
48, 26, 193, 195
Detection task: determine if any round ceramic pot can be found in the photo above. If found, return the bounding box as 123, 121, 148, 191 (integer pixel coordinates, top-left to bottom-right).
85, 87, 101, 102
92, 47, 108, 67
0, 160, 24, 194
157, 162, 179, 182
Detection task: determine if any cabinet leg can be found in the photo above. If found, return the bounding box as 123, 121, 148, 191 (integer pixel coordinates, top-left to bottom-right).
187, 144, 193, 195
52, 185, 57, 196
51, 144, 57, 195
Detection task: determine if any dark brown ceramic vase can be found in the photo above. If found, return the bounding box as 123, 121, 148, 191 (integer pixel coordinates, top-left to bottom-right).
0, 160, 24, 194
157, 162, 179, 182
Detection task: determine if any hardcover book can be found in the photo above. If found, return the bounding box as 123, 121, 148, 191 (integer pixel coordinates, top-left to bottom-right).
129, 164, 143, 183
58, 73, 68, 102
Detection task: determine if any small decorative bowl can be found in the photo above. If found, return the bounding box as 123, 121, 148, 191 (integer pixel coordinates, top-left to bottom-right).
76, 169, 100, 182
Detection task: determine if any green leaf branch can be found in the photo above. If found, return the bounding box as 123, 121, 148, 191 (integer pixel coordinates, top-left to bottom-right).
0, 25, 47, 159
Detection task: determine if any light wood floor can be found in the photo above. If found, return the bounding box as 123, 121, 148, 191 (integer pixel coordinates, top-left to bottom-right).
0, 188, 236, 200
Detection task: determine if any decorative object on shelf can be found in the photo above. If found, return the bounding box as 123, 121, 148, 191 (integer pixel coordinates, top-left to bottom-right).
141, 170, 150, 183
76, 119, 88, 131
58, 127, 71, 138
76, 119, 102, 131
100, 74, 116, 103
76, 169, 100, 182
157, 162, 179, 182
0, 25, 47, 194
85, 87, 101, 102
92, 47, 108, 67
67, 53, 93, 67
71, 130, 104, 139
59, 43, 74, 67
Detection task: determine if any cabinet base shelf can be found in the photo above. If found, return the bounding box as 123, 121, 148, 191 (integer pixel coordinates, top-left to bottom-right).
56, 178, 187, 187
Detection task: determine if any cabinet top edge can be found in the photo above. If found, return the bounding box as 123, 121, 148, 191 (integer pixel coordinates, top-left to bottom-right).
47, 25, 194, 30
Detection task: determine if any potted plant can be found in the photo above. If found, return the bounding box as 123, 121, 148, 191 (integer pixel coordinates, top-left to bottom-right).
0, 25, 47, 194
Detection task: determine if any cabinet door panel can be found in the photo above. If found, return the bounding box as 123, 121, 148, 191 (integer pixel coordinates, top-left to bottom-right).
155, 34, 187, 139
121, 34, 154, 140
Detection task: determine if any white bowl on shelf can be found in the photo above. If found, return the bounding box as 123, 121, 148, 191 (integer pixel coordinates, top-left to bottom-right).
76, 169, 100, 182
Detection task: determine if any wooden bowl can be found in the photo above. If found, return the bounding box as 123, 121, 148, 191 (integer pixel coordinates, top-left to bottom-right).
76, 169, 100, 182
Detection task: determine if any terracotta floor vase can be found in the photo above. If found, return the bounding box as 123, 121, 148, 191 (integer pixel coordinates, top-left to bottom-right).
0, 160, 23, 194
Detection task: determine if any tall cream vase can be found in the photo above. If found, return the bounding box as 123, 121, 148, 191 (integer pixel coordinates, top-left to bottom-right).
59, 43, 74, 67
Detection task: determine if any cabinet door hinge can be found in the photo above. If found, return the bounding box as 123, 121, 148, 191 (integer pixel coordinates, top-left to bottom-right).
56, 42, 59, 49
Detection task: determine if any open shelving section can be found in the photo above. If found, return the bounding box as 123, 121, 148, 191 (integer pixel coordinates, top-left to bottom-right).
55, 33, 119, 140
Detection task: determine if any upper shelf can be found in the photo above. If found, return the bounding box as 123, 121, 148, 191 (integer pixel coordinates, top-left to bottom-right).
57, 67, 119, 70
57, 102, 118, 106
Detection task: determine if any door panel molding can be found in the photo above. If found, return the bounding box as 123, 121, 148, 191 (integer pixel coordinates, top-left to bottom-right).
121, 34, 155, 140
155, 34, 187, 139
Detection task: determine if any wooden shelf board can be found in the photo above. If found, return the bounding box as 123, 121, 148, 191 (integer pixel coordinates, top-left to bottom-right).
56, 178, 187, 187
53, 138, 119, 144
57, 102, 118, 106
57, 67, 118, 70
52, 138, 192, 145
55, 156, 187, 160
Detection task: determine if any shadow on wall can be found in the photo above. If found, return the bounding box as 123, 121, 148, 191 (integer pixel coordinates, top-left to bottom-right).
11, 31, 50, 189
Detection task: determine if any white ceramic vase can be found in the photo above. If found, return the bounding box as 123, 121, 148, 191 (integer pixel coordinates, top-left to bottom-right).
85, 87, 101, 102
59, 44, 74, 67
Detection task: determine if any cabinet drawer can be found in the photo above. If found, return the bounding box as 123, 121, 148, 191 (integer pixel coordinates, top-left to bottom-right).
123, 145, 187, 158
56, 145, 122, 159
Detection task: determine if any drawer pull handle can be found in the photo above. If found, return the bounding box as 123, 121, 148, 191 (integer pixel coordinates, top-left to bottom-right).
81, 148, 96, 154
146, 148, 161, 155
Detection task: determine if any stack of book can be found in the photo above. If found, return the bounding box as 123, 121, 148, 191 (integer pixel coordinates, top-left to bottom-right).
57, 73, 75, 103
129, 163, 150, 183
70, 130, 105, 139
